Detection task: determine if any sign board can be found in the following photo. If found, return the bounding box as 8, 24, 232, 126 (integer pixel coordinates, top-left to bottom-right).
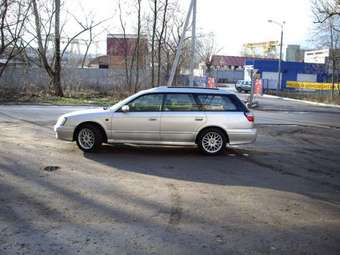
244, 65, 254, 81
244, 65, 259, 81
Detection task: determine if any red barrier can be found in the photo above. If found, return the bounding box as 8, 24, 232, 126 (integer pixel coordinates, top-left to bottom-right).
255, 79, 263, 95
207, 77, 215, 88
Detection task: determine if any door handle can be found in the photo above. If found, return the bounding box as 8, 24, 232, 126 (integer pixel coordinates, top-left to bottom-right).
149, 118, 158, 121
195, 117, 204, 121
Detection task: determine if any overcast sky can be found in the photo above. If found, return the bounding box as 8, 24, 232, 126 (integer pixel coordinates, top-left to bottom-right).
65, 0, 315, 56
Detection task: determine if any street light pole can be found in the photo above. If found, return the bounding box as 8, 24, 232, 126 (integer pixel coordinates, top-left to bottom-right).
268, 19, 285, 96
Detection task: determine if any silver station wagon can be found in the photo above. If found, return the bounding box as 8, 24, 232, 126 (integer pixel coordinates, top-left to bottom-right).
54, 87, 257, 155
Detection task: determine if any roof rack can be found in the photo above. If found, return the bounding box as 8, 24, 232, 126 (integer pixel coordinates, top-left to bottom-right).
166, 86, 219, 90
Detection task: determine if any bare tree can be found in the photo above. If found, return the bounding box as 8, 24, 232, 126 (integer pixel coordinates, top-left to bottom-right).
163, 10, 192, 85
156, 0, 168, 85
134, 0, 142, 92
31, 0, 63, 96
118, 0, 131, 91
312, 0, 340, 25
145, 1, 190, 85
54, 0, 61, 96
30, 0, 108, 96
0, 0, 31, 77
150, 0, 157, 87
118, 0, 139, 92
196, 32, 222, 77
117, 0, 144, 93
68, 11, 110, 68
312, 0, 340, 95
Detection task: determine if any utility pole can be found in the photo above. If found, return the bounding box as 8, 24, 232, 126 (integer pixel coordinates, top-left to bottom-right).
167, 0, 196, 87
268, 20, 285, 96
189, 0, 197, 87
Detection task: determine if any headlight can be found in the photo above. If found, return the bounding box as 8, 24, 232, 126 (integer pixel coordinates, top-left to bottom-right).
56, 116, 67, 127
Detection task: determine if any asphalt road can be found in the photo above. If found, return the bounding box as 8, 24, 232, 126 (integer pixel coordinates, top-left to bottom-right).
1, 94, 340, 255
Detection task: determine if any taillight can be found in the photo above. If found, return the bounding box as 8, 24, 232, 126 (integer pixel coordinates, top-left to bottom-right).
244, 112, 254, 122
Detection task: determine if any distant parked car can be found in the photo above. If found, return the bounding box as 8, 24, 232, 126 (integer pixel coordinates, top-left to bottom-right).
235, 80, 252, 93
54, 87, 256, 155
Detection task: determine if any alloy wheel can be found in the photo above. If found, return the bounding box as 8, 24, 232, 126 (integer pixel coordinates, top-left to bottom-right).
201, 131, 223, 154
78, 128, 95, 150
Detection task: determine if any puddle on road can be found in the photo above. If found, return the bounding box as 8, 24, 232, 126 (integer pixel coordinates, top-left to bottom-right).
43, 166, 60, 172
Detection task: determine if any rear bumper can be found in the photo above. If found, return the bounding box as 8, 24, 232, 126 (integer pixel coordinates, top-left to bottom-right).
54, 125, 74, 141
227, 128, 257, 145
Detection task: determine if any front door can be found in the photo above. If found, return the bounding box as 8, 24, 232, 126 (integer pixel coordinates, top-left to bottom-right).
111, 93, 163, 142
161, 93, 206, 143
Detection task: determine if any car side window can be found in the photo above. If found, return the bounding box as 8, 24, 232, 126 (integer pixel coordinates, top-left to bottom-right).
127, 94, 163, 112
163, 93, 200, 112
197, 94, 238, 111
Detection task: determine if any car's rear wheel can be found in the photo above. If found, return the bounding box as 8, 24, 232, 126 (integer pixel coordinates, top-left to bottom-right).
197, 128, 227, 155
76, 124, 103, 152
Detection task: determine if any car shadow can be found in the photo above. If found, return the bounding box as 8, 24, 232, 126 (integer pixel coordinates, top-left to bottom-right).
82, 144, 340, 204
83, 144, 254, 187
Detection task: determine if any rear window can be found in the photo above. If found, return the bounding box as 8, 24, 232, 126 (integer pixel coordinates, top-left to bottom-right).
196, 94, 248, 112
197, 94, 237, 111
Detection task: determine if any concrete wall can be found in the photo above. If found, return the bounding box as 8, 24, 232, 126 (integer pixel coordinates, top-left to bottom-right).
0, 67, 151, 93
211, 70, 244, 83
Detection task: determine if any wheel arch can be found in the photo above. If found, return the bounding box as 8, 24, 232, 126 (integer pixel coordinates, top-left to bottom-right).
195, 126, 230, 144
73, 121, 108, 143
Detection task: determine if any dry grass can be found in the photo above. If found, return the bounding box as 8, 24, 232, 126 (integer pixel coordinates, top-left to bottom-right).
0, 86, 129, 105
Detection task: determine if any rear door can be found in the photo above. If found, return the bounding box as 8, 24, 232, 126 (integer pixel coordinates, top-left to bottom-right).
196, 93, 252, 142
111, 93, 163, 142
160, 93, 206, 143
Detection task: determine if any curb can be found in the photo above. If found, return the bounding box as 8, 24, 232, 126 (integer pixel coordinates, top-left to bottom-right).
262, 94, 340, 109
246, 101, 259, 109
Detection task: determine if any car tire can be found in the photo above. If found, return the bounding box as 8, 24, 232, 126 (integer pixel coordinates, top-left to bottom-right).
197, 128, 227, 155
76, 124, 103, 152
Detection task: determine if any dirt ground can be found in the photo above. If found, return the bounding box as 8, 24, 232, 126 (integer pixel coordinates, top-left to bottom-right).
0, 106, 340, 255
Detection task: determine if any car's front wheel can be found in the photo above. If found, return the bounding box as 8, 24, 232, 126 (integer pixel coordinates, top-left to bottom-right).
76, 124, 103, 152
197, 128, 227, 155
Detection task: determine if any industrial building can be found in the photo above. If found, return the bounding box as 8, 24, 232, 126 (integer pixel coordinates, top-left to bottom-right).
210, 55, 277, 84
285, 45, 305, 62
245, 59, 327, 91
89, 34, 148, 69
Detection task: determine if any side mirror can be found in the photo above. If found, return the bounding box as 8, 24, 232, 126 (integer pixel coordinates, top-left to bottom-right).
121, 105, 130, 113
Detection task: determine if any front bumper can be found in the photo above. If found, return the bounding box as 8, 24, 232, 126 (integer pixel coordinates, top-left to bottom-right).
54, 125, 74, 141
227, 128, 257, 145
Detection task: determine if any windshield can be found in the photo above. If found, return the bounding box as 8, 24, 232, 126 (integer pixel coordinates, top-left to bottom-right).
109, 91, 144, 111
